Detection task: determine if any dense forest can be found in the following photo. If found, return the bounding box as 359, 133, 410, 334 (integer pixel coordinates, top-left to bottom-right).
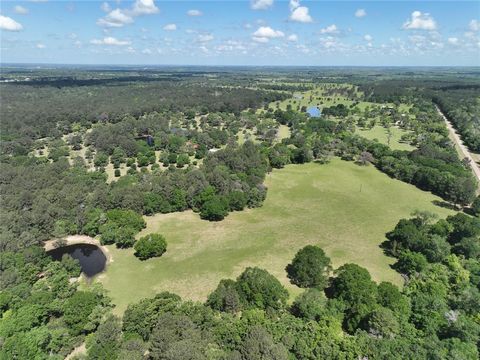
0, 67, 479, 359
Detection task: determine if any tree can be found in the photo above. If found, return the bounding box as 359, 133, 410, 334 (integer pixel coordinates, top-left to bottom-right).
63, 291, 99, 335
330, 263, 378, 333
365, 307, 399, 339
357, 151, 374, 166
376, 282, 411, 321
176, 154, 190, 168
228, 190, 247, 211
149, 313, 206, 360
286, 245, 332, 289
290, 288, 327, 320
87, 316, 122, 360
240, 326, 288, 360
394, 250, 428, 275
236, 267, 288, 310
471, 196, 480, 216
199, 195, 228, 221
134, 234, 167, 260
206, 279, 241, 313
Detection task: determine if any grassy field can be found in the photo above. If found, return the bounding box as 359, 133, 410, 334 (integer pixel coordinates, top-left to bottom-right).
98, 159, 454, 314
356, 125, 415, 151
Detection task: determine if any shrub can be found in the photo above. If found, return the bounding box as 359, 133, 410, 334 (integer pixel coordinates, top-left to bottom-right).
134, 234, 167, 260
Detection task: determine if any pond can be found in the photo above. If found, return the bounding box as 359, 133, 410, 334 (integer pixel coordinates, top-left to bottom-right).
48, 244, 107, 278
306, 106, 321, 117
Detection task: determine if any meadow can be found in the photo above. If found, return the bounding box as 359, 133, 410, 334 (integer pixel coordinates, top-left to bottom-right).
98, 159, 455, 314
355, 125, 415, 151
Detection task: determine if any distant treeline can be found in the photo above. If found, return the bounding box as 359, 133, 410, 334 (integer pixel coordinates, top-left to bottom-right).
0, 79, 288, 153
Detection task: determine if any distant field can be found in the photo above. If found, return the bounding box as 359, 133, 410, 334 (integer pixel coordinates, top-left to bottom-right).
356, 125, 415, 151
98, 159, 455, 314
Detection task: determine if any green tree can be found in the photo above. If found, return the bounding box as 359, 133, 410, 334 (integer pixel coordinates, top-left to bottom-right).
286, 245, 332, 289
63, 291, 98, 335
330, 264, 378, 333
365, 307, 400, 339
290, 288, 327, 320
471, 196, 480, 216
200, 195, 228, 221
206, 279, 241, 313
236, 267, 288, 310
240, 326, 288, 360
87, 316, 122, 360
176, 154, 190, 168
134, 234, 167, 260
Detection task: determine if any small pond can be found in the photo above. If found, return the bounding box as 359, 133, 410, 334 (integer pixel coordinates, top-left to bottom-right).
306, 106, 321, 117
48, 244, 106, 278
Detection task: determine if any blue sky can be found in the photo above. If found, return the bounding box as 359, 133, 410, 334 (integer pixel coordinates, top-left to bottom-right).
1, 1, 479, 65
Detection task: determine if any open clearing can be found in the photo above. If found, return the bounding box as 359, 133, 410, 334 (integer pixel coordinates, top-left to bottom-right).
99, 159, 455, 314
356, 125, 415, 151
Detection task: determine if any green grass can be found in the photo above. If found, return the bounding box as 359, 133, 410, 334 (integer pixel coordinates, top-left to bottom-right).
356, 125, 415, 151
98, 159, 455, 314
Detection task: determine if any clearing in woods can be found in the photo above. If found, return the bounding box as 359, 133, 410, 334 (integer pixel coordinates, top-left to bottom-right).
98, 159, 455, 314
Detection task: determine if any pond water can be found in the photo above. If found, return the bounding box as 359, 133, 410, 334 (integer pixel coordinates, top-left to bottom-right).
306, 106, 321, 117
48, 244, 106, 277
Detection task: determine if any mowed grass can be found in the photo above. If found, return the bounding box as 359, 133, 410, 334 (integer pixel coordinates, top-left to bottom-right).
356, 125, 415, 151
98, 159, 455, 314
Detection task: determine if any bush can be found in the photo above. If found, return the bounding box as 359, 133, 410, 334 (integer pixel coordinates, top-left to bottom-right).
114, 169, 121, 177
134, 234, 167, 260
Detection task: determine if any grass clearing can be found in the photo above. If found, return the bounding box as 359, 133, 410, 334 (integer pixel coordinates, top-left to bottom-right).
356, 125, 415, 151
98, 159, 455, 314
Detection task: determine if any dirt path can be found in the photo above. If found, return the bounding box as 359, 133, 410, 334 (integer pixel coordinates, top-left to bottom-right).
436, 105, 480, 185
65, 343, 86, 360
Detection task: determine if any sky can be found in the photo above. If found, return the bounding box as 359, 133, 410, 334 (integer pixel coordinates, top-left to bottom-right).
0, 0, 479, 66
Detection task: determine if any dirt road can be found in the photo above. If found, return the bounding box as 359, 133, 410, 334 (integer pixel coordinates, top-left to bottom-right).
436, 105, 480, 184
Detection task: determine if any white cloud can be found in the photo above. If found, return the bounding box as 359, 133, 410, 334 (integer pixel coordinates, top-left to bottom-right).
101, 2, 111, 13
290, 4, 312, 23
448, 37, 459, 45
36, 43, 46, 49
198, 34, 214, 42
355, 9, 366, 18
253, 36, 269, 43
320, 24, 339, 34
187, 9, 202, 16
253, 26, 284, 38
97, 0, 157, 28
403, 11, 437, 30
132, 0, 159, 15
0, 15, 23, 31
163, 23, 177, 31
251, 0, 273, 10
252, 26, 284, 43
142, 48, 152, 54
364, 34, 373, 41
90, 36, 131, 46
97, 9, 133, 28
287, 34, 298, 42
289, 0, 300, 11
14, 5, 29, 15
469, 19, 480, 32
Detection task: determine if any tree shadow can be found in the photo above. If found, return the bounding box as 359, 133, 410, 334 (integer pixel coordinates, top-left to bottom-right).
432, 200, 457, 211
